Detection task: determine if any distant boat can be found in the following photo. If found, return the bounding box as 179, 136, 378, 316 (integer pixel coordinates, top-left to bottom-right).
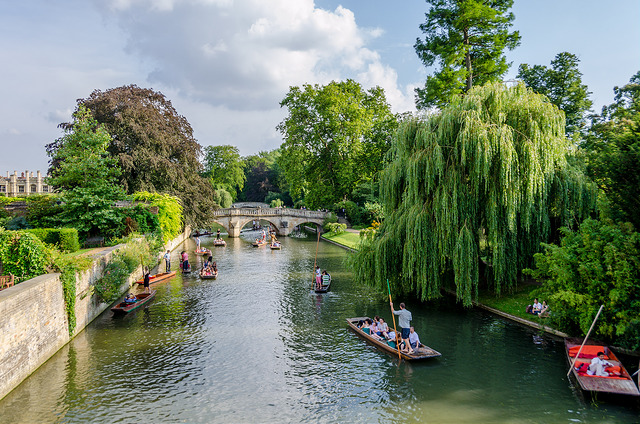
346, 317, 441, 361
565, 338, 640, 397
270, 241, 281, 250
252, 240, 267, 247
213, 239, 226, 247
134, 271, 176, 286
199, 268, 218, 280
195, 248, 211, 256
314, 274, 331, 293
111, 291, 156, 315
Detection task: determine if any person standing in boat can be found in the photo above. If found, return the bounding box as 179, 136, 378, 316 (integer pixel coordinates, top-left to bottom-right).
164, 250, 171, 272
181, 251, 190, 272
196, 236, 201, 251
390, 302, 412, 352
315, 266, 322, 289
143, 267, 151, 293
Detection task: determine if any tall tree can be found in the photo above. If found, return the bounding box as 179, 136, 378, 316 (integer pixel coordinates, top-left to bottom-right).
240, 150, 285, 203
414, 0, 521, 109
351, 83, 596, 305
277, 79, 397, 209
48, 106, 125, 237
202, 145, 246, 200
584, 71, 640, 228
49, 85, 218, 226
517, 52, 593, 136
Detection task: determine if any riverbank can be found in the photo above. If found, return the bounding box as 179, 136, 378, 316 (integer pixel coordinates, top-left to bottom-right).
0, 227, 191, 400
317, 228, 572, 339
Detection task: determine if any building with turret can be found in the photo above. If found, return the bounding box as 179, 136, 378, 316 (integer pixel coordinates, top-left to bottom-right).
0, 171, 51, 197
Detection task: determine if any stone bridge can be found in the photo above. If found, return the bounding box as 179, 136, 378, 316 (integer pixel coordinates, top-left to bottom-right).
210, 207, 329, 237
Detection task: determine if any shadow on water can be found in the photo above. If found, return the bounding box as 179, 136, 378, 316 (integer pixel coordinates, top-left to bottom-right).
0, 236, 639, 423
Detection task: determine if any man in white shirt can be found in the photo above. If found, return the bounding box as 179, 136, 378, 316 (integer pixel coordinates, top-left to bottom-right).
587, 352, 613, 377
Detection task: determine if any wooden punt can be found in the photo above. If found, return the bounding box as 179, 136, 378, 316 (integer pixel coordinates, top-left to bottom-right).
213, 239, 226, 246
565, 338, 640, 397
199, 270, 217, 280
252, 240, 268, 247
270, 242, 281, 250
346, 317, 441, 361
134, 271, 176, 286
314, 276, 331, 293
195, 248, 211, 256
111, 290, 156, 315
182, 263, 192, 274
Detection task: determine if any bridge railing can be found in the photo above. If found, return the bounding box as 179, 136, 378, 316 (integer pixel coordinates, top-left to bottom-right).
211, 207, 328, 220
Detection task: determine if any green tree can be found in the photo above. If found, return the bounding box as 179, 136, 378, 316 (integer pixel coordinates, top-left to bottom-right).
414, 0, 521, 109
583, 71, 640, 228
48, 85, 217, 226
277, 79, 397, 209
48, 106, 126, 238
517, 52, 593, 136
203, 145, 246, 200
527, 219, 640, 350
351, 83, 596, 305
240, 150, 287, 203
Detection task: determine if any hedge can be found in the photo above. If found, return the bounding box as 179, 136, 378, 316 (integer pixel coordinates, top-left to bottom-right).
25, 228, 80, 252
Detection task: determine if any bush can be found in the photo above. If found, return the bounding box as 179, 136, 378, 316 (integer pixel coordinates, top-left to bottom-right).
526, 219, 640, 350
25, 228, 80, 252
326, 222, 347, 235
270, 198, 284, 208
132, 192, 183, 242
5, 216, 30, 230
0, 229, 51, 282
322, 212, 338, 232
25, 195, 63, 228
334, 200, 366, 226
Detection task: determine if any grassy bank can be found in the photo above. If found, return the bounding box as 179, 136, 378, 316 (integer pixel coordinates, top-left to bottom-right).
321, 231, 360, 250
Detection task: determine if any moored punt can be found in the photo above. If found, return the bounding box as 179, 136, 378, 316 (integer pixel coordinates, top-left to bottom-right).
346, 317, 441, 361
134, 271, 176, 286
213, 239, 226, 247
195, 248, 211, 256
565, 338, 640, 397
111, 290, 156, 315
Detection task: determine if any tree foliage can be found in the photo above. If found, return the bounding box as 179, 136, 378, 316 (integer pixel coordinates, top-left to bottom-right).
240, 150, 286, 203
131, 191, 183, 242
0, 228, 51, 283
351, 83, 597, 305
526, 219, 640, 350
583, 71, 640, 228
48, 106, 126, 238
517, 52, 593, 136
49, 85, 217, 226
414, 0, 521, 109
203, 145, 246, 200
277, 79, 397, 209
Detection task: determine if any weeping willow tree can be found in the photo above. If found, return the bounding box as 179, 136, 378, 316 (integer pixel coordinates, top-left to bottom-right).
352, 82, 596, 305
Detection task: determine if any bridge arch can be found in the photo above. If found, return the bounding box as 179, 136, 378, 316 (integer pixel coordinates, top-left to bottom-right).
210, 207, 329, 238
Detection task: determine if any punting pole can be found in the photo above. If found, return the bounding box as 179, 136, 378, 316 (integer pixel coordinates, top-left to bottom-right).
387, 279, 402, 361
567, 304, 605, 378
312, 230, 320, 290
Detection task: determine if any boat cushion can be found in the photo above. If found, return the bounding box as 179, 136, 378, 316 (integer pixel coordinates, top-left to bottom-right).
568, 345, 608, 359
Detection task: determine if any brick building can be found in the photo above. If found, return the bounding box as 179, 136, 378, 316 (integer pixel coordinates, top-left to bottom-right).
0, 171, 51, 197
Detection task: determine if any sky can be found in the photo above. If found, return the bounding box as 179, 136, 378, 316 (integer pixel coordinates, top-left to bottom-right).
1, 0, 638, 174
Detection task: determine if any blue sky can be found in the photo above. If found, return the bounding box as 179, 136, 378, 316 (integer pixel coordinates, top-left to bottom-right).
1, 0, 638, 174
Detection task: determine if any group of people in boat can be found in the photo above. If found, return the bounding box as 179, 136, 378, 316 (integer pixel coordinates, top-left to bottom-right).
201, 256, 218, 277
357, 315, 421, 354
526, 298, 549, 317
314, 266, 330, 290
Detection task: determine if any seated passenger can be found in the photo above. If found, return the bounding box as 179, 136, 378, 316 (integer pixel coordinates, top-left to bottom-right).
321, 270, 330, 287
587, 352, 614, 377
377, 318, 389, 336
408, 327, 420, 353
362, 319, 372, 335
124, 293, 137, 304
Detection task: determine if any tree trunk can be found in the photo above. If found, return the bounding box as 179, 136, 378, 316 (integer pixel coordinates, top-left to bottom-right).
464, 28, 472, 92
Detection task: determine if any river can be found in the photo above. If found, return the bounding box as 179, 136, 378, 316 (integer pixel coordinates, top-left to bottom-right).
1, 235, 638, 423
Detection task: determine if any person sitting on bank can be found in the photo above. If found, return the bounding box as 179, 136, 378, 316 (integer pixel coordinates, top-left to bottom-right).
526, 298, 542, 315
587, 352, 615, 377
408, 327, 420, 353
538, 301, 550, 317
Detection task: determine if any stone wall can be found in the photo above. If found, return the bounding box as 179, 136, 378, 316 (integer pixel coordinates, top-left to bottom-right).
0, 227, 190, 400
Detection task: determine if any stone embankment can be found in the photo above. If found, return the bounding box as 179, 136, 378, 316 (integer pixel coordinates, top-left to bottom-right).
0, 227, 191, 400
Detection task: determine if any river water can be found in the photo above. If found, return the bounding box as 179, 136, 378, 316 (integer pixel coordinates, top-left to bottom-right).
1, 235, 638, 423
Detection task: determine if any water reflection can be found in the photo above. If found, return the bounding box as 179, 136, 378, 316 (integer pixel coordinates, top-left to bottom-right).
0, 236, 638, 423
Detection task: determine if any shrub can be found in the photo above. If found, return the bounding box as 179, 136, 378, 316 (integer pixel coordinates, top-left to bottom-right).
132, 192, 183, 242
25, 228, 80, 252
6, 216, 30, 230
0, 229, 51, 282
270, 198, 284, 208
326, 222, 347, 235
25, 194, 63, 228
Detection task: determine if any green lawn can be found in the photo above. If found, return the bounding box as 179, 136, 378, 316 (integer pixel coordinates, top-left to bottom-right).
477, 283, 548, 322
322, 231, 361, 250
62, 248, 94, 259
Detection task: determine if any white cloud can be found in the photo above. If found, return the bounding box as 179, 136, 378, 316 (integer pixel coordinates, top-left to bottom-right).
97, 0, 415, 113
